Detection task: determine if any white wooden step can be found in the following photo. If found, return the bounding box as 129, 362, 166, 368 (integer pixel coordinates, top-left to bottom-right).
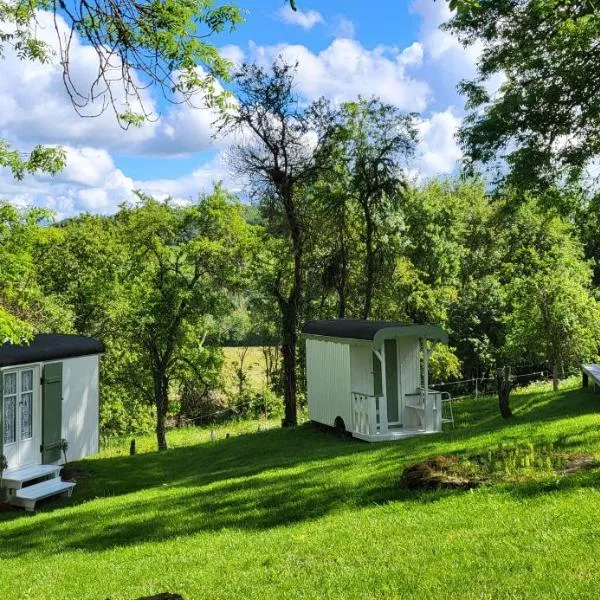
11, 479, 75, 512
1, 464, 62, 490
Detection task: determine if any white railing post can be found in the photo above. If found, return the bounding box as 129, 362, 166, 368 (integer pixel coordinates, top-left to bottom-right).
423, 339, 433, 432
378, 393, 388, 434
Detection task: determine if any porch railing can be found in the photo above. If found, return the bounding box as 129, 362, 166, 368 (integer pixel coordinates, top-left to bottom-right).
352, 392, 388, 436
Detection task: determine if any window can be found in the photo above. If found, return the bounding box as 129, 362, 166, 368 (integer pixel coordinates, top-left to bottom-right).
20, 370, 33, 440
3, 372, 16, 444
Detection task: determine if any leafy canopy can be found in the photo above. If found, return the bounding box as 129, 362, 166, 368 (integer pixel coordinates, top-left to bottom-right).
0, 0, 243, 178
446, 0, 600, 191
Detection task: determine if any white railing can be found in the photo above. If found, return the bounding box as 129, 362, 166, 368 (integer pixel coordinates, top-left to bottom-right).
352, 392, 388, 436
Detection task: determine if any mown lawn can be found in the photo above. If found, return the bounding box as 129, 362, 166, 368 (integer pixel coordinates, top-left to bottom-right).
2, 379, 600, 599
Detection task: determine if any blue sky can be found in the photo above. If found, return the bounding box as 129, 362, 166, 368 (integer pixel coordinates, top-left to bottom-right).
0, 0, 478, 216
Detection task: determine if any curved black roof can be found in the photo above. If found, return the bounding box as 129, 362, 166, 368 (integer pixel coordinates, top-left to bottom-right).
302, 319, 448, 346
0, 334, 104, 367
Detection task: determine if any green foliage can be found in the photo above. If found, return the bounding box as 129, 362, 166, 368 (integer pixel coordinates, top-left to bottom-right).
446, 0, 600, 190
313, 97, 418, 320
429, 344, 461, 382
503, 200, 600, 380
0, 202, 67, 343
0, 141, 65, 180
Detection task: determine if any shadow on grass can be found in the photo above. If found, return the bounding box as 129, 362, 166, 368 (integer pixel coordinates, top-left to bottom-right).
1, 384, 599, 558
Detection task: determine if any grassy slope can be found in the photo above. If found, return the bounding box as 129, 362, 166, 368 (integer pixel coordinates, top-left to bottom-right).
2, 379, 600, 599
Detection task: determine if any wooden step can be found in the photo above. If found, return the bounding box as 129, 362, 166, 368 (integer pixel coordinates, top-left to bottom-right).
10, 479, 76, 512
1, 464, 62, 490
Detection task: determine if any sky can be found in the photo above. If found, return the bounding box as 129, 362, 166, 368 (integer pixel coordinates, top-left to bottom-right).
0, 0, 481, 218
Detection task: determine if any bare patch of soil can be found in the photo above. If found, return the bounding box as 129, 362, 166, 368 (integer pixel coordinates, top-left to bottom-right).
400, 450, 597, 491
61, 466, 89, 481
558, 453, 596, 474
400, 455, 485, 490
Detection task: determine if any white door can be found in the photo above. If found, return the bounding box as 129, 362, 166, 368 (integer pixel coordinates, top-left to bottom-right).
3, 368, 40, 468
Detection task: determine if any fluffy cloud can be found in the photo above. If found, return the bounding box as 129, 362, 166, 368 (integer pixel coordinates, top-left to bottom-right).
247, 38, 430, 111
0, 11, 225, 158
331, 16, 356, 39
0, 6, 472, 217
416, 109, 462, 177
276, 6, 324, 30
0, 148, 241, 218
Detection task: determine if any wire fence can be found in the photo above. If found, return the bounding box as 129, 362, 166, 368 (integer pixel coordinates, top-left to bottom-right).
431, 364, 581, 401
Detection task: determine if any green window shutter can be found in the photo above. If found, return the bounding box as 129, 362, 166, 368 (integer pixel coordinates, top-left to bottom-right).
0, 373, 3, 455
42, 362, 63, 464
372, 352, 382, 397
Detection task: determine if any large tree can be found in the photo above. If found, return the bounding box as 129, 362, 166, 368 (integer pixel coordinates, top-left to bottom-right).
503, 201, 600, 389
218, 61, 329, 427
446, 0, 600, 191
115, 189, 252, 449
317, 98, 417, 319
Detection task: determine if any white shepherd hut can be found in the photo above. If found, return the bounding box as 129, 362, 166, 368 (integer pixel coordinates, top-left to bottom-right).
303, 320, 450, 442
0, 334, 104, 510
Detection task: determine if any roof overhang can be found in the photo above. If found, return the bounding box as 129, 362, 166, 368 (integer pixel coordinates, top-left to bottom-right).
372, 324, 448, 349
302, 319, 449, 349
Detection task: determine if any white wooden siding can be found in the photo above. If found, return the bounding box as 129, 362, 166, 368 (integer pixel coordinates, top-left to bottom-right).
61, 355, 99, 462
306, 339, 351, 428
350, 344, 374, 396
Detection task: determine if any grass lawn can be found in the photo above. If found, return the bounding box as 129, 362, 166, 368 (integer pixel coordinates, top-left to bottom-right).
3, 378, 600, 599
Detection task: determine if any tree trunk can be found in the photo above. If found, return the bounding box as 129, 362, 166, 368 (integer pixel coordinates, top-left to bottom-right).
154, 370, 169, 450
496, 366, 513, 419
552, 362, 560, 391
278, 194, 302, 428
281, 312, 298, 427
362, 206, 374, 320
337, 233, 348, 319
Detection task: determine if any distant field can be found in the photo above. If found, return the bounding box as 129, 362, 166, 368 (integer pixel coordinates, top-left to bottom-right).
221, 346, 272, 396
3, 377, 600, 599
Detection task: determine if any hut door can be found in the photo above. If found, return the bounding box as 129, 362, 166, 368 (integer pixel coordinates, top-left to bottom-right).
2, 367, 40, 468
384, 339, 400, 424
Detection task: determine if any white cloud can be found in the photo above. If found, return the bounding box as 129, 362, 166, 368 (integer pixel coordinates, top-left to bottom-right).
0, 148, 242, 218
220, 44, 246, 68
0, 11, 227, 158
0, 6, 471, 217
416, 109, 462, 177
276, 6, 324, 30
331, 16, 356, 39
247, 38, 430, 111
135, 152, 241, 202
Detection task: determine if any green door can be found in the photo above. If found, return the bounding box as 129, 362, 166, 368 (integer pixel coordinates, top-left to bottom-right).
42, 362, 63, 464
0, 373, 3, 456
385, 339, 399, 423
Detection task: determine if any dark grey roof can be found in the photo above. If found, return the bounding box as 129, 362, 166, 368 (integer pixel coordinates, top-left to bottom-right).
0, 334, 104, 367
302, 319, 448, 346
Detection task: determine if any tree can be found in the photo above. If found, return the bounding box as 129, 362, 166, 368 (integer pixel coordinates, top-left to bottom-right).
317, 98, 417, 319
218, 61, 329, 427
446, 0, 600, 191
115, 189, 252, 449
0, 0, 243, 178
0, 202, 66, 343
503, 201, 600, 390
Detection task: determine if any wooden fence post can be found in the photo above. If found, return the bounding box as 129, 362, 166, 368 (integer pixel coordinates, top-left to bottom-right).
496, 366, 513, 419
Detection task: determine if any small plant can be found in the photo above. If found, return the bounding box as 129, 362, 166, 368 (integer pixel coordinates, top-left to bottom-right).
60, 439, 69, 466
0, 454, 8, 489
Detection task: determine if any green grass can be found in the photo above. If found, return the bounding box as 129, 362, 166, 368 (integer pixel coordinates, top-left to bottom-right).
3, 378, 600, 599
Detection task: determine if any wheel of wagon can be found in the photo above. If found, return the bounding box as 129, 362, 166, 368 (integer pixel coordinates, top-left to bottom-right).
334, 416, 346, 435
